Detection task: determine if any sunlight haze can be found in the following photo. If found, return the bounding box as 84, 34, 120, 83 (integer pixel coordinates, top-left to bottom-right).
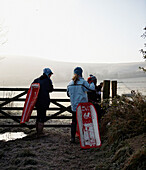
0, 0, 146, 63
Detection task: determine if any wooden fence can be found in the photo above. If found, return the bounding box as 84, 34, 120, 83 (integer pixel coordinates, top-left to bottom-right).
0, 80, 117, 129
0, 88, 72, 129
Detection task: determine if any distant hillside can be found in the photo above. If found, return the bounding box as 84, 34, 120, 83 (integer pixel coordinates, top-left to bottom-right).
0, 56, 5, 61
0, 56, 145, 86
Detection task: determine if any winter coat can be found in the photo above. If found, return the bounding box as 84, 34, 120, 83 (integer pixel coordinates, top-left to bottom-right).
33, 74, 53, 109
87, 85, 99, 103
67, 77, 95, 112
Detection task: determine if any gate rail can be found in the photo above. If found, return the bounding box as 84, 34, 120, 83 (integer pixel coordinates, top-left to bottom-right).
0, 87, 72, 129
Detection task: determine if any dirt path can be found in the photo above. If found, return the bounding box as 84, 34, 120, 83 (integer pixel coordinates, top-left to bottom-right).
0, 128, 105, 170
0, 127, 145, 170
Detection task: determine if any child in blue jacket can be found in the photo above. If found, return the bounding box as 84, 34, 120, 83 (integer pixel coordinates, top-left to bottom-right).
67, 67, 95, 143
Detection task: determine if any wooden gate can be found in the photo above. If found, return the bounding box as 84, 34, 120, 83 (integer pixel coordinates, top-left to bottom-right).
0, 87, 72, 129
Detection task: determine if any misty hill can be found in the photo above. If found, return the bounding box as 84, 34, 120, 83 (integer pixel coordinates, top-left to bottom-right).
0, 56, 145, 87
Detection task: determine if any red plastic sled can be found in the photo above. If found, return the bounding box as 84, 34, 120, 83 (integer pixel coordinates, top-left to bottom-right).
76, 102, 101, 149
20, 83, 40, 124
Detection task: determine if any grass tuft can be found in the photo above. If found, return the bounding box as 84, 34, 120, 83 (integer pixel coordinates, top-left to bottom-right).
123, 148, 146, 170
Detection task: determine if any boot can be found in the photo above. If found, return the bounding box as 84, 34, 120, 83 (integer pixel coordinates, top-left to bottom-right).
36, 122, 45, 137
70, 123, 76, 143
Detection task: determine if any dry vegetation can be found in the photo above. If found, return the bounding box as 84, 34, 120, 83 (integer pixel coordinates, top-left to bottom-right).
99, 93, 146, 169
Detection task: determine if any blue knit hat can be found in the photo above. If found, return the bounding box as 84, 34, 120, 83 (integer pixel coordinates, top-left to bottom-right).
43, 68, 53, 76
74, 67, 83, 77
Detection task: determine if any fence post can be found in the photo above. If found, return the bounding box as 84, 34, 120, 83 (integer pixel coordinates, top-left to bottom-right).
111, 80, 117, 98
103, 80, 110, 100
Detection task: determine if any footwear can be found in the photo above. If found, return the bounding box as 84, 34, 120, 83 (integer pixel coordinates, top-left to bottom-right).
70, 123, 76, 143
37, 132, 46, 137
70, 137, 75, 143
36, 122, 44, 137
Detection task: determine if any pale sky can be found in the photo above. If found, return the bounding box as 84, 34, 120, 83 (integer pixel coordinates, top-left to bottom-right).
0, 0, 146, 63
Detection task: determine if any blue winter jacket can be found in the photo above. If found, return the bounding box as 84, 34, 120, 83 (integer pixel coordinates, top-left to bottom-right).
67, 77, 95, 112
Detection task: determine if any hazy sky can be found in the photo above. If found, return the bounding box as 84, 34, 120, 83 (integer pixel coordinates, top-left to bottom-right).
0, 0, 146, 63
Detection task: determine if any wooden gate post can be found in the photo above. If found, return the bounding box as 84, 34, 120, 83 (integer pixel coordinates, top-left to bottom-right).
111, 81, 117, 98
103, 80, 110, 100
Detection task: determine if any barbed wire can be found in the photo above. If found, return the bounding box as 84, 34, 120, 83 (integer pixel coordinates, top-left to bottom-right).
118, 81, 132, 91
